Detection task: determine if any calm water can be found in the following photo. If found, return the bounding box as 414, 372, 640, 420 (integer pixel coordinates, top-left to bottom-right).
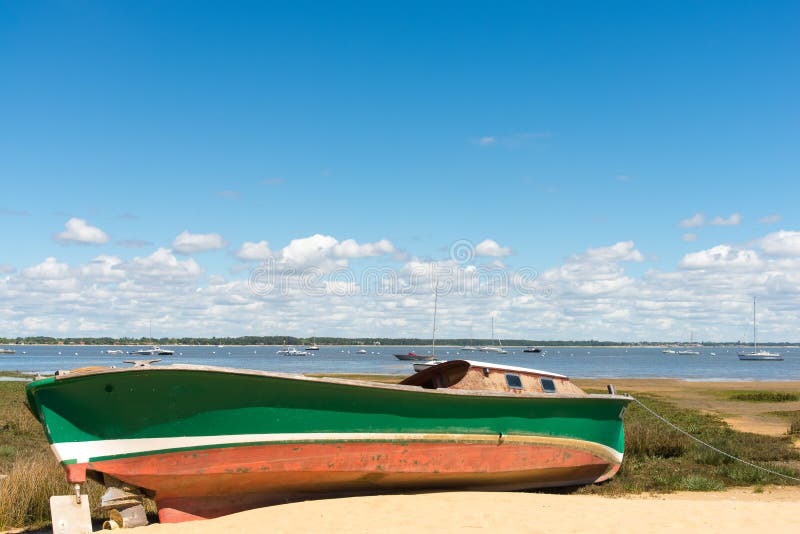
2, 345, 800, 381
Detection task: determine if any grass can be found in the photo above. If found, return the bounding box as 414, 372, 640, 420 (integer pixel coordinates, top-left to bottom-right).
723, 391, 799, 403
768, 410, 800, 435
577, 395, 800, 495
2, 381, 799, 530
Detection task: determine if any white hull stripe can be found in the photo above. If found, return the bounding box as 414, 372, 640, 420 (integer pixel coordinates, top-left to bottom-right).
51, 433, 623, 465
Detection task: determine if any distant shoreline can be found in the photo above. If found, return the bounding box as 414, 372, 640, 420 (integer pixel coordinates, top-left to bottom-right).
3, 342, 799, 348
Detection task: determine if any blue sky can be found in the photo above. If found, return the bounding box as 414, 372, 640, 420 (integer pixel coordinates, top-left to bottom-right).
1, 1, 798, 340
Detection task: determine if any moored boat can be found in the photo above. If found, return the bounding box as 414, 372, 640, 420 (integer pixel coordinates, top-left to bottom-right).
393, 351, 436, 361
26, 360, 630, 524
522, 347, 542, 353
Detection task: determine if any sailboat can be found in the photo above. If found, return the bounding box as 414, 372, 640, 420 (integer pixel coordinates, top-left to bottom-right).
480, 315, 508, 354
675, 331, 700, 355
306, 335, 320, 351
129, 321, 174, 356
739, 298, 782, 361
411, 289, 446, 371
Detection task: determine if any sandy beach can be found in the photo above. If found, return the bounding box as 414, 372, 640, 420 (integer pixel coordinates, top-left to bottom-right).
130, 488, 800, 533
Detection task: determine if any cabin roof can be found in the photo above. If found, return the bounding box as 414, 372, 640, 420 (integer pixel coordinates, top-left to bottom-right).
458, 360, 567, 378
399, 359, 569, 387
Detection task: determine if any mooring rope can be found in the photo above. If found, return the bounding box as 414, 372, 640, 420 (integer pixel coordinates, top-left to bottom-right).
630, 396, 800, 484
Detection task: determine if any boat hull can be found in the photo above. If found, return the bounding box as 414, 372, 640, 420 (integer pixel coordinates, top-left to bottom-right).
26, 366, 628, 522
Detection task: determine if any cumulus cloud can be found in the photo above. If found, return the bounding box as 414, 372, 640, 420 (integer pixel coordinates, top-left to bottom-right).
583, 241, 644, 262
54, 218, 110, 244
79, 255, 125, 282
22, 257, 71, 279
679, 213, 705, 228
679, 245, 761, 270
235, 241, 273, 261
172, 231, 227, 254
276, 234, 395, 270
711, 213, 742, 226
758, 230, 800, 257
123, 248, 203, 280
475, 239, 512, 257
682, 233, 698, 242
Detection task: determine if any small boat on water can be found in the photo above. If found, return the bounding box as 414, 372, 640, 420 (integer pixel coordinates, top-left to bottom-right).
661, 349, 676, 354
412, 359, 448, 372
104, 349, 125, 355
394, 351, 436, 361
479, 316, 507, 354
277, 346, 310, 356
26, 359, 630, 523
129, 346, 174, 356
355, 349, 368, 354
675, 350, 700, 355
0, 348, 16, 354
306, 336, 320, 351
739, 298, 782, 361
459, 346, 480, 352
523, 347, 541, 353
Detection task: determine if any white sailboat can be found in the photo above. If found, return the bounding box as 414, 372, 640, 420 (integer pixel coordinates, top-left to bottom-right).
739, 298, 782, 361
480, 316, 507, 354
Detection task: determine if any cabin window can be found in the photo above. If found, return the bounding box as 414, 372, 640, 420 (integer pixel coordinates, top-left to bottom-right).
540, 378, 556, 393
505, 374, 523, 389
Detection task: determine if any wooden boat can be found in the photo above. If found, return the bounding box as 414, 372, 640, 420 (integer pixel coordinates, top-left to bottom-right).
393, 351, 436, 361
26, 360, 630, 524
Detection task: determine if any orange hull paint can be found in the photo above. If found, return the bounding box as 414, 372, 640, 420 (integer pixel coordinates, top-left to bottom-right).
77, 440, 619, 522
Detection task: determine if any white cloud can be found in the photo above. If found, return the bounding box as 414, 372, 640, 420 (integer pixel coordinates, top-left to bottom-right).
123, 248, 203, 280
277, 234, 396, 270
334, 238, 395, 258
54, 218, 110, 244
235, 241, 273, 261
679, 245, 761, 270
475, 239, 512, 257
758, 230, 800, 257
172, 231, 227, 254
583, 241, 644, 262
682, 233, 698, 242
79, 255, 125, 282
711, 213, 742, 226
679, 213, 705, 228
22, 257, 70, 279
760, 214, 782, 224
0, 264, 15, 274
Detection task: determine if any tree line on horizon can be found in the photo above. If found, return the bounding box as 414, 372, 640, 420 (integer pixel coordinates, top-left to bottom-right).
0, 336, 794, 346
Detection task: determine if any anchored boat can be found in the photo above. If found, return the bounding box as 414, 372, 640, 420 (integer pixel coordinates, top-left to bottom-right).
26, 360, 630, 524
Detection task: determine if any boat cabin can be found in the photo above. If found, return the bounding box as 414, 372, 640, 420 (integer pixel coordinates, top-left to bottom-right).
399, 360, 585, 395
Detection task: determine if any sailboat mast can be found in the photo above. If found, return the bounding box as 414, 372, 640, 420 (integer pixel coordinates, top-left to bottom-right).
431, 289, 438, 357
753, 297, 757, 353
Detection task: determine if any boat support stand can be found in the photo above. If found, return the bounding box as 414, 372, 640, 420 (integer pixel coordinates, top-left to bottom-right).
49, 483, 91, 534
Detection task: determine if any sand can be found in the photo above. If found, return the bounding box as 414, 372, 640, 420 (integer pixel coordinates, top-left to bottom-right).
131, 488, 800, 533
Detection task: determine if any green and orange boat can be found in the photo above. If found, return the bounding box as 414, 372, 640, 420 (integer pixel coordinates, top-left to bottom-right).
25, 360, 630, 524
